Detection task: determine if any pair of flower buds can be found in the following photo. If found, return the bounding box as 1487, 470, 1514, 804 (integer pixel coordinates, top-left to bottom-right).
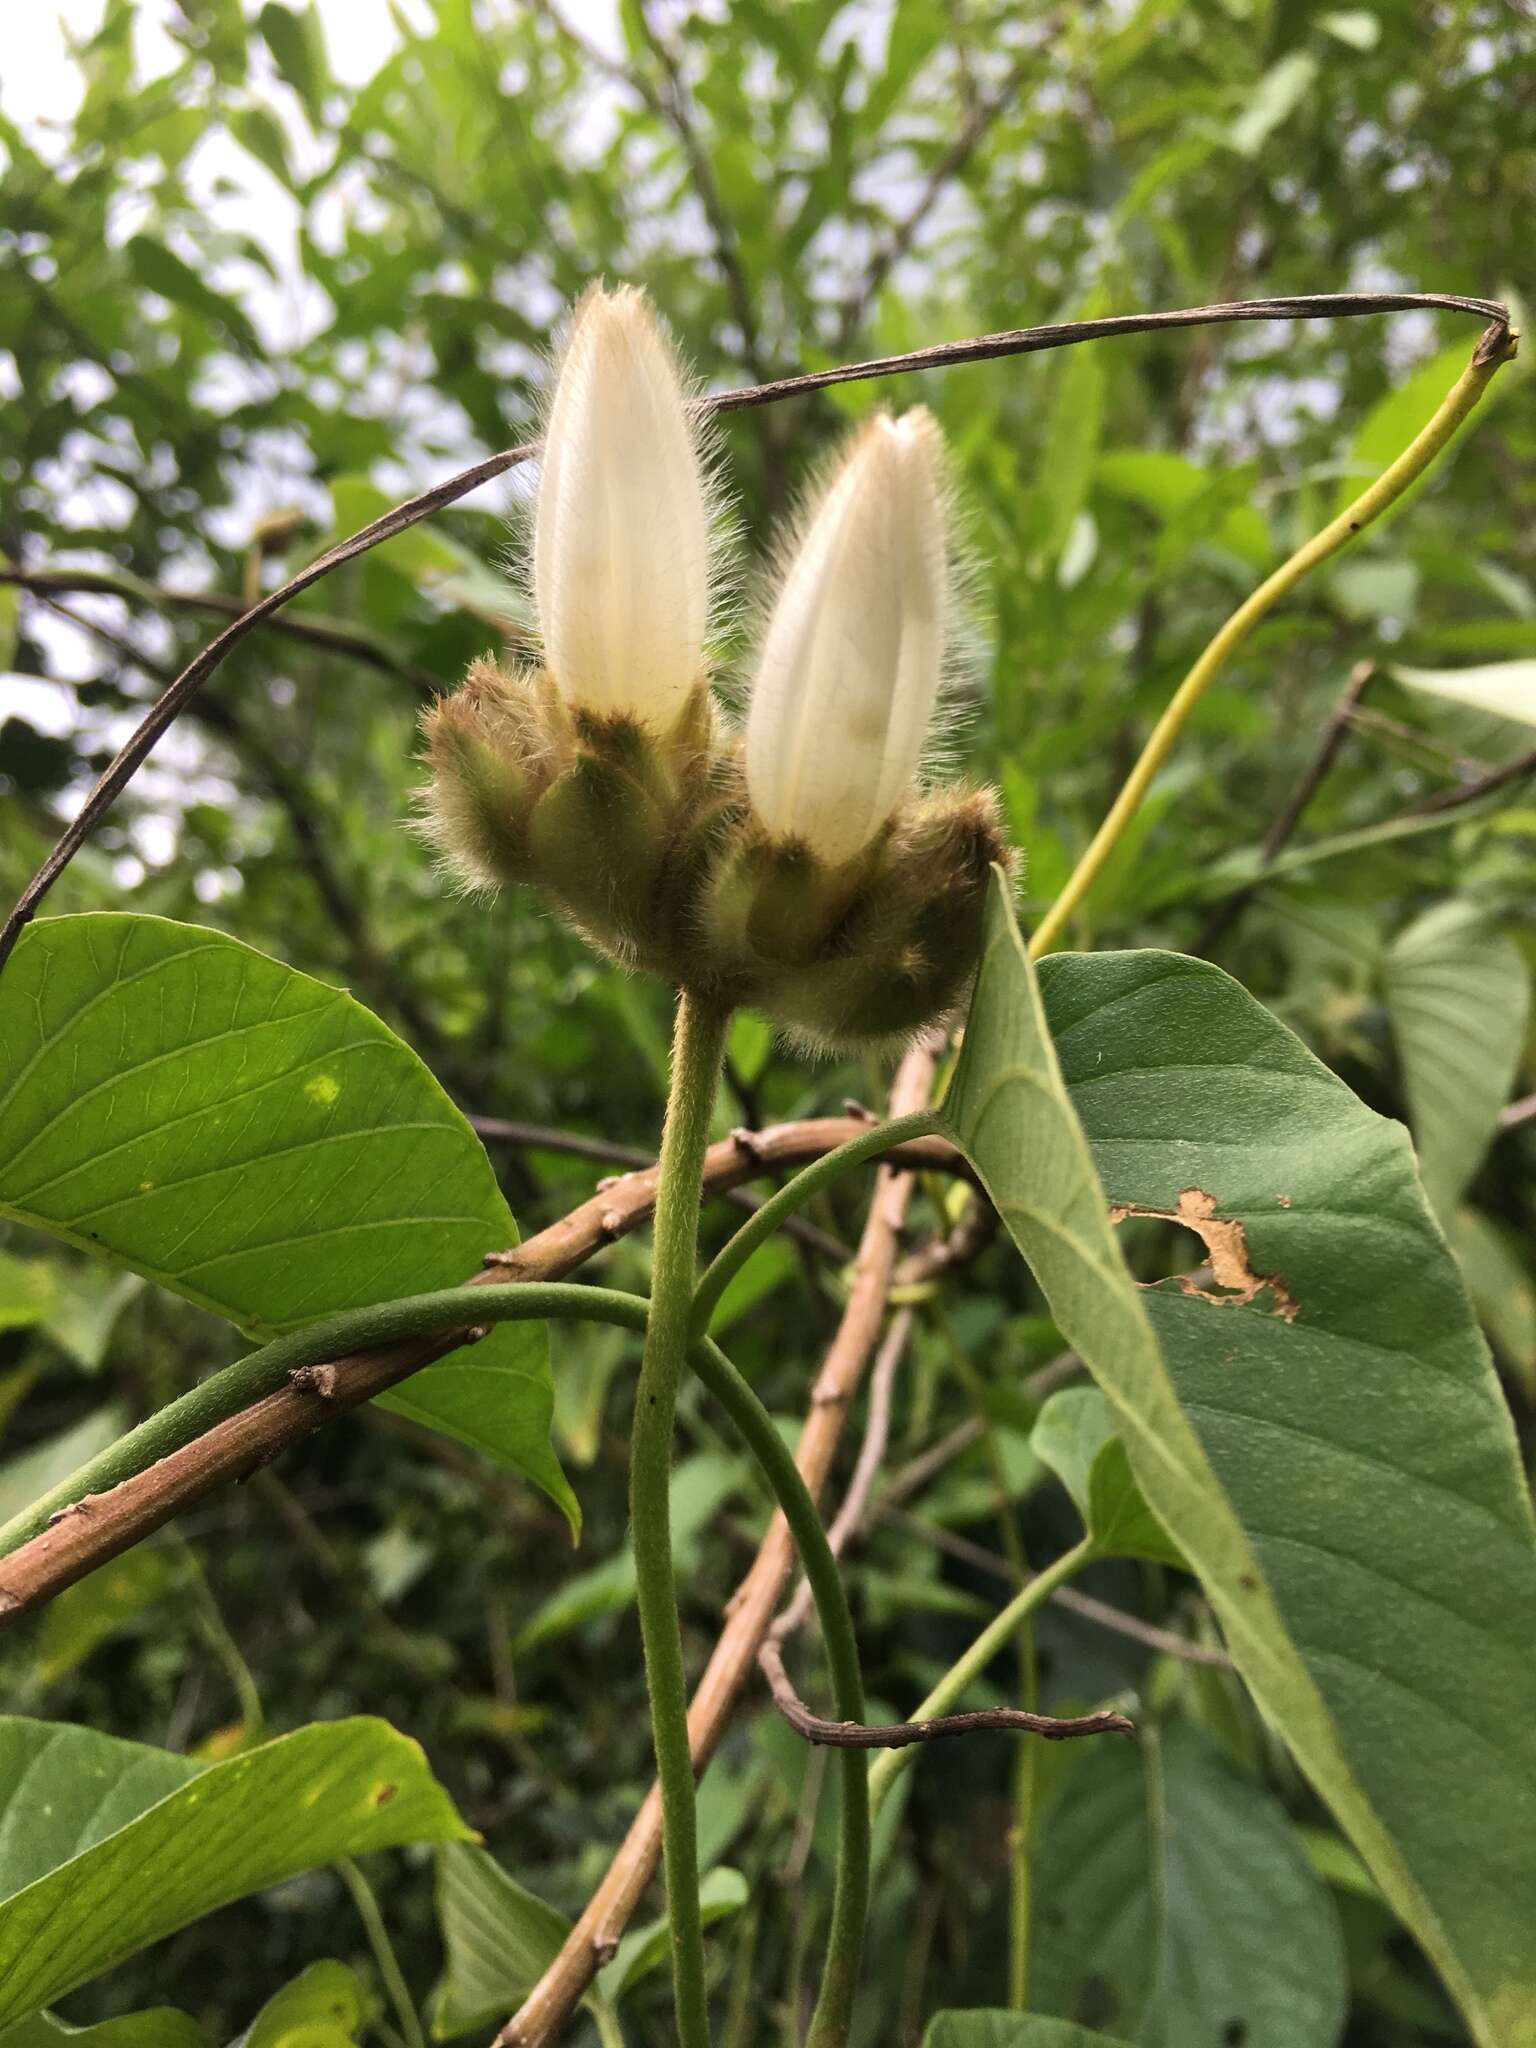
424, 284, 1005, 1047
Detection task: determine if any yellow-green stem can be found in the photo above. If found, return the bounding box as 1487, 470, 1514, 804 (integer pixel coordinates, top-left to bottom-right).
1029, 323, 1518, 960
868, 1539, 1096, 1816
632, 990, 729, 2048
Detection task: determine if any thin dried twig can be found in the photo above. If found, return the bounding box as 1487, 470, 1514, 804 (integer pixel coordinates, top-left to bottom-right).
0, 563, 439, 693
757, 1633, 1133, 1747
881, 1507, 1235, 1670
0, 292, 1507, 973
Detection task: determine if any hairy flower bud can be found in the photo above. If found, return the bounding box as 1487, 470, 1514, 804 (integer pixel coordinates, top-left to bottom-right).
745, 408, 948, 866
533, 283, 713, 723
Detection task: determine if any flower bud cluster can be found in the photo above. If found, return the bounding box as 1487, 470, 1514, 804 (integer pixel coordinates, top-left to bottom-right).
421, 284, 1008, 1049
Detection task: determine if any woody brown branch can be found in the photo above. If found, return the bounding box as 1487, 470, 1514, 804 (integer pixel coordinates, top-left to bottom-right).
0, 1108, 966, 1625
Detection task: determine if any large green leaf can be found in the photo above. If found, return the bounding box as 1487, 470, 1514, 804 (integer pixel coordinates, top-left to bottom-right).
1029, 1721, 1346, 2045
0, 1717, 470, 2024
430, 1842, 568, 2039
939, 876, 1536, 2048
922, 2017, 1128, 2048
1382, 902, 1530, 1218
0, 915, 570, 1521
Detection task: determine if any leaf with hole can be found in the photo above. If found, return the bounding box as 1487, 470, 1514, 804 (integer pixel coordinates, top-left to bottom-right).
939, 874, 1536, 2048
0, 916, 570, 1523
0, 1717, 470, 2024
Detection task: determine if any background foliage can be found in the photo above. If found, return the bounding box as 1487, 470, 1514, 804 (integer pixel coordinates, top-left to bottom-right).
1, 2, 1532, 2043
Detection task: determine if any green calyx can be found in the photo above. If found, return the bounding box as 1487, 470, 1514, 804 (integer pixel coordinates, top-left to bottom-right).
421, 658, 1009, 1047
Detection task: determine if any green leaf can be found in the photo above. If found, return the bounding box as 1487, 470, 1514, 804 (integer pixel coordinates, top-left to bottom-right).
1448, 1209, 1536, 1402
1029, 1721, 1347, 2045
1334, 345, 1486, 522
596, 1866, 749, 2002
1029, 1385, 1184, 1566
256, 2, 330, 121
0, 1717, 471, 2024
33, 1546, 171, 1684
1383, 903, 1531, 1217
1035, 349, 1106, 565
0, 916, 570, 1521
0, 1256, 54, 1334
0, 2011, 209, 2047
1390, 659, 1536, 731
0, 1411, 128, 1528
124, 238, 261, 356
236, 1960, 368, 2047
430, 1843, 570, 2038
940, 875, 1536, 2048
1227, 51, 1318, 156
922, 2016, 1129, 2048
513, 1451, 744, 1651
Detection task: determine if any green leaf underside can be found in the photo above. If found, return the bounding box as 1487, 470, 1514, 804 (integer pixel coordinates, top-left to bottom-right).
0, 916, 571, 1522
921, 2015, 1130, 2048
939, 876, 1536, 2048
0, 1717, 471, 2024
1030, 1722, 1346, 2045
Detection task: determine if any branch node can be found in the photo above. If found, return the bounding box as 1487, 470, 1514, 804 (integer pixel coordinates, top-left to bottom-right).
290, 1362, 344, 1401
47, 1495, 98, 1527
730, 1125, 766, 1164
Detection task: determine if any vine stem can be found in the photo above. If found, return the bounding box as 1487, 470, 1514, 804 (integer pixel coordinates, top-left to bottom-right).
690, 1108, 945, 1337
631, 990, 730, 2048
868, 1538, 1097, 1817
1027, 320, 1518, 960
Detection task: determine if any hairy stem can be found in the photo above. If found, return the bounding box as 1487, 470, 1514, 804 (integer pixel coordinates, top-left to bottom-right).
0, 1279, 630, 1560
868, 1539, 1097, 1816
694, 1333, 870, 2048
1028, 322, 1519, 959
633, 992, 729, 2048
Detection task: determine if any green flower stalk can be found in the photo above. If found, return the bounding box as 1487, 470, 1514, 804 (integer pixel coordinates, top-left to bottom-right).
419, 280, 1013, 2046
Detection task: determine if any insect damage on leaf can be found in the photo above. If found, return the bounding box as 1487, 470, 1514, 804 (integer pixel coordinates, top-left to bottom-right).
1108, 1186, 1298, 1322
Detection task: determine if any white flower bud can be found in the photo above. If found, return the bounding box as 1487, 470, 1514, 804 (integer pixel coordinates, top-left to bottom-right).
745, 408, 948, 866
533, 284, 712, 723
